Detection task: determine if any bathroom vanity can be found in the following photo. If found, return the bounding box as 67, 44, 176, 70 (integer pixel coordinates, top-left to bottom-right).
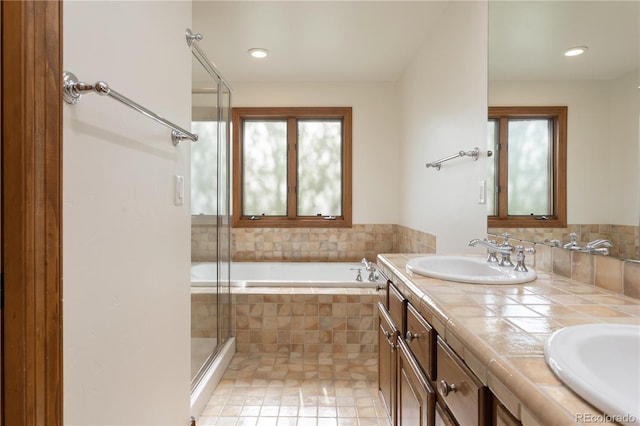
376, 253, 640, 426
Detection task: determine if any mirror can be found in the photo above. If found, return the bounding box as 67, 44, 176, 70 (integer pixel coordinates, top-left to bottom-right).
488, 0, 640, 260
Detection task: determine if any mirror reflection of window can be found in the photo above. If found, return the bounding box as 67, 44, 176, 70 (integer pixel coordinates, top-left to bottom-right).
507, 119, 552, 216
487, 106, 567, 228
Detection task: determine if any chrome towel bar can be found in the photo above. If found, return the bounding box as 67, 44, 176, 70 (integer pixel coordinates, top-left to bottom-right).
62, 71, 198, 146
425, 147, 492, 170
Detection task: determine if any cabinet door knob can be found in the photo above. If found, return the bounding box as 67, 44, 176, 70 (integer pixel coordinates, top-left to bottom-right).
438, 379, 457, 397
405, 331, 420, 342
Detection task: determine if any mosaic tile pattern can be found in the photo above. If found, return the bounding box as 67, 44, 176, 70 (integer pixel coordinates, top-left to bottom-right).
232, 289, 379, 354
231, 225, 395, 262
192, 224, 436, 262
197, 352, 391, 426
392, 225, 436, 254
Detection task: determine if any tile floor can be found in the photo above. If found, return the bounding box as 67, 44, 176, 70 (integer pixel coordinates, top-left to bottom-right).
197, 352, 391, 426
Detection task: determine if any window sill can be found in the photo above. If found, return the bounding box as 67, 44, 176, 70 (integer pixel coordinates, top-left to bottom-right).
232, 216, 352, 228
488, 217, 567, 229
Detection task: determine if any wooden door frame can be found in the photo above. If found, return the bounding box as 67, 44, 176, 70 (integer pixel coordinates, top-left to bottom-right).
1, 1, 63, 425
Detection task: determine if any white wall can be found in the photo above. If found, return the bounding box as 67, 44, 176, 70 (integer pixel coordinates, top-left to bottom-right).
608, 71, 640, 226
398, 1, 489, 254
63, 2, 192, 425
489, 70, 640, 226
231, 82, 402, 224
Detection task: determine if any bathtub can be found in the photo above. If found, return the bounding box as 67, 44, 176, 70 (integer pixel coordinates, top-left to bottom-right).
191, 261, 387, 288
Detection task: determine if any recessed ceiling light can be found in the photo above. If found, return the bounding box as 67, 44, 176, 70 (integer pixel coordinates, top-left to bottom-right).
564, 46, 588, 57
248, 48, 269, 59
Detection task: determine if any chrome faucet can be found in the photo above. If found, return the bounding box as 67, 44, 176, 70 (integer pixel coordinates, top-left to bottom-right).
468, 238, 514, 265
563, 232, 580, 250
361, 257, 380, 282
585, 239, 613, 250
583, 239, 613, 255
497, 233, 515, 267
361, 257, 374, 271
543, 239, 561, 247
514, 245, 536, 272
350, 268, 363, 282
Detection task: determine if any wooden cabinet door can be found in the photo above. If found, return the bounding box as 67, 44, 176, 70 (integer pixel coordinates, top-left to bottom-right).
378, 302, 398, 424
397, 339, 436, 426
436, 337, 491, 426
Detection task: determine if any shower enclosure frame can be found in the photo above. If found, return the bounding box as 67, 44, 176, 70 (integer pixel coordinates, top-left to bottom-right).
188, 28, 234, 413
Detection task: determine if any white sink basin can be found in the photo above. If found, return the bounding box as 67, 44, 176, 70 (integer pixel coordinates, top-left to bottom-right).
545, 324, 640, 425
405, 255, 536, 284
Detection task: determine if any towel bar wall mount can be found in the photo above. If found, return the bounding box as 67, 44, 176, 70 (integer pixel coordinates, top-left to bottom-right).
62, 71, 198, 146
425, 147, 492, 171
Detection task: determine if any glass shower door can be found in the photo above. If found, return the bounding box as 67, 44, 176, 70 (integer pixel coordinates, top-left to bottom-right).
190, 53, 233, 388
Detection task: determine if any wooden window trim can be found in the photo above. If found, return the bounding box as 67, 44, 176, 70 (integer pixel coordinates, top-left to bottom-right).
232, 107, 352, 228
488, 106, 567, 228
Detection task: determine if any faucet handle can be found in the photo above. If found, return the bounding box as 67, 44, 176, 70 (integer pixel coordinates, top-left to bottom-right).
513, 245, 535, 272
485, 239, 499, 263
515, 245, 536, 255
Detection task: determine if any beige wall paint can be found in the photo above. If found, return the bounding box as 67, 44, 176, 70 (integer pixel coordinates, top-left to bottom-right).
63, 1, 192, 424
399, 1, 489, 254
489, 70, 640, 226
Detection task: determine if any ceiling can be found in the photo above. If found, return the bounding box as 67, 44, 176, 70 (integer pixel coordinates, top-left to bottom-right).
191, 1, 447, 82
191, 1, 639, 84
489, 1, 639, 81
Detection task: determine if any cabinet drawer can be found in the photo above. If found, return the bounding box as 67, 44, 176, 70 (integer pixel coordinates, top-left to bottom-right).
388, 283, 406, 334
405, 302, 436, 380
436, 337, 491, 426
397, 339, 435, 426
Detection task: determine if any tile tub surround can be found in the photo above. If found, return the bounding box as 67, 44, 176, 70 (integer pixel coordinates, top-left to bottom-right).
488, 233, 640, 300
377, 253, 640, 426
192, 223, 436, 262
232, 287, 379, 354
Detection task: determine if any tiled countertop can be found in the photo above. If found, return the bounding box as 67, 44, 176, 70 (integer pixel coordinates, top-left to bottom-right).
377, 253, 640, 426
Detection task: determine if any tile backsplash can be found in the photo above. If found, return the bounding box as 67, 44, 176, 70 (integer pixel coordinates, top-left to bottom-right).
489, 232, 640, 301
192, 223, 436, 262
489, 224, 640, 260
192, 222, 638, 300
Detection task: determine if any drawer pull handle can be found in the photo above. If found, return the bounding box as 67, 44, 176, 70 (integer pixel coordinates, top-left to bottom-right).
405, 331, 420, 342
438, 379, 457, 397
382, 330, 396, 350
375, 284, 386, 291
388, 340, 397, 351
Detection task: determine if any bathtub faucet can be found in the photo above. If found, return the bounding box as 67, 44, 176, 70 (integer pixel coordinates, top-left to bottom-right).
361, 257, 380, 282
350, 268, 363, 282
